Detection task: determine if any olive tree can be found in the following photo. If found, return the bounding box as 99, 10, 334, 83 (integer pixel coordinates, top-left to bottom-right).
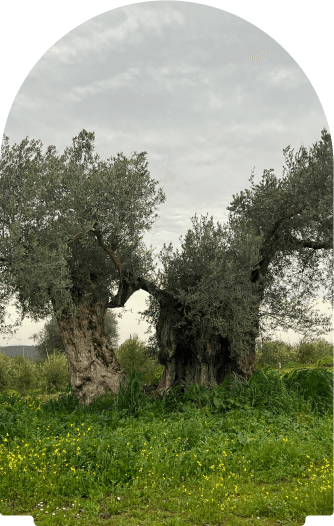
30, 309, 120, 361
141, 129, 333, 394
1, 128, 331, 404
0, 130, 166, 405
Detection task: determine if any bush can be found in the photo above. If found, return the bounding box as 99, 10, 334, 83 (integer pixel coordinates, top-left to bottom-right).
115, 334, 165, 385
37, 349, 70, 393
297, 339, 333, 364
0, 351, 12, 391
255, 339, 296, 368
0, 355, 35, 394
1, 338, 165, 399
255, 338, 333, 367
0, 350, 69, 396
10, 355, 37, 396
317, 355, 333, 366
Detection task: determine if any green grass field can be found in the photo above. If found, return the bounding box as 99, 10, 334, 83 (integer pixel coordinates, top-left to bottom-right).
0, 359, 332, 526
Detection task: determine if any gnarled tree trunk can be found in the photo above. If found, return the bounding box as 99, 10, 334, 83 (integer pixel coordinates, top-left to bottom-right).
56, 299, 126, 406
53, 264, 257, 404
155, 299, 257, 396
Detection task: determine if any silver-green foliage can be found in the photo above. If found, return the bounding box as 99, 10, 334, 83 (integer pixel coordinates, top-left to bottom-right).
0, 350, 70, 395
297, 339, 333, 364
255, 338, 333, 367
115, 334, 164, 385
0, 129, 165, 333
0, 128, 332, 370
143, 129, 333, 357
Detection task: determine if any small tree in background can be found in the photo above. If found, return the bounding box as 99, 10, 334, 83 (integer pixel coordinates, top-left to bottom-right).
0, 349, 70, 395
255, 339, 296, 368
297, 338, 333, 364
115, 334, 164, 386
254, 337, 333, 368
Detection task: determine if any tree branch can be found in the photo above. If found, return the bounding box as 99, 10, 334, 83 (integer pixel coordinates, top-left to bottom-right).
66, 220, 97, 246
288, 236, 333, 250
91, 226, 124, 276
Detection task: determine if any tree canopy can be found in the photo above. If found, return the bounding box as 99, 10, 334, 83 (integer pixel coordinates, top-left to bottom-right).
142, 128, 333, 357
0, 128, 332, 390
0, 129, 166, 334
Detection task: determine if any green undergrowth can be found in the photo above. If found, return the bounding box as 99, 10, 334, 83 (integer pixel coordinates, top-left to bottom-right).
0, 366, 332, 525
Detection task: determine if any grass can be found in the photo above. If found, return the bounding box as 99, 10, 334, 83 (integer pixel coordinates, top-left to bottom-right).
0, 361, 332, 526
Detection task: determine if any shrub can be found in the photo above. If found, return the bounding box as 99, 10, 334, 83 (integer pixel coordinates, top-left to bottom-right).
255, 339, 296, 368
0, 351, 12, 391
317, 355, 333, 366
255, 338, 333, 367
37, 349, 70, 393
115, 334, 165, 385
0, 351, 68, 396
297, 339, 333, 364
11, 356, 36, 396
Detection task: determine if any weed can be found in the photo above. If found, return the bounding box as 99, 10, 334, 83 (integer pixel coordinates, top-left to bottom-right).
0, 359, 332, 525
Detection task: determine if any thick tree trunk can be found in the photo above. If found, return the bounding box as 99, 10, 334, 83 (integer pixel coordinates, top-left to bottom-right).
56, 299, 126, 406
53, 265, 257, 404
155, 301, 257, 396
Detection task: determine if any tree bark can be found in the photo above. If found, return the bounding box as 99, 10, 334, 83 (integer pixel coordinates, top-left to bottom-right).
53, 261, 257, 404
154, 299, 257, 396
56, 299, 126, 406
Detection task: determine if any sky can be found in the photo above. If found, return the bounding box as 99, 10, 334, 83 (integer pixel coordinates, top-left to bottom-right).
0, 0, 333, 349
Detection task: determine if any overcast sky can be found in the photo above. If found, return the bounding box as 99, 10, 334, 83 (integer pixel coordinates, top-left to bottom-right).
1, 0, 332, 348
